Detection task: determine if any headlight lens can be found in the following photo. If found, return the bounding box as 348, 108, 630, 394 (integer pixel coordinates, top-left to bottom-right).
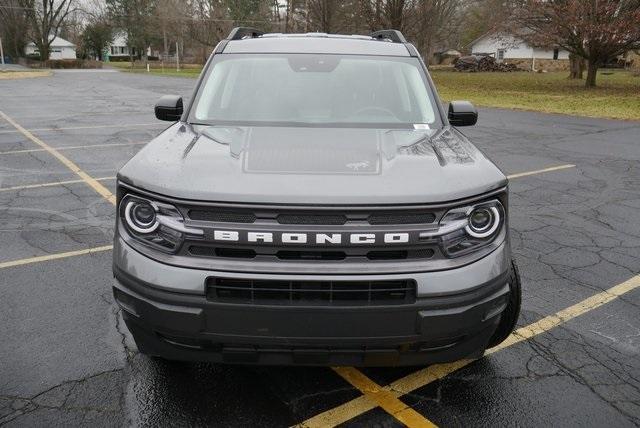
119, 194, 201, 253
438, 199, 505, 257
124, 200, 158, 233
466, 206, 500, 238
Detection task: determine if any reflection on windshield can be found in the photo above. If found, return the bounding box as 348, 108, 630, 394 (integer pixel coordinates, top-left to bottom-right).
192, 54, 439, 127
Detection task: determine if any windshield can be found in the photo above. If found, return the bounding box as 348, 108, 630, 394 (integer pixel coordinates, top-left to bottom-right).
190, 54, 441, 128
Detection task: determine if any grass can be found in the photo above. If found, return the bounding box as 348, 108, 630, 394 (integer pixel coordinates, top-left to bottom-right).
431, 69, 640, 121
109, 61, 203, 78
0, 70, 51, 79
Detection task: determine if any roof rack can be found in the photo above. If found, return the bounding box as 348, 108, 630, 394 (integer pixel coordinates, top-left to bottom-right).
370, 30, 407, 43
227, 27, 264, 41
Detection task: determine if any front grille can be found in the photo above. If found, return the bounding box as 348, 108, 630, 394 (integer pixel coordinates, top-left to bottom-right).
186, 208, 437, 226
181, 203, 442, 268
206, 278, 417, 306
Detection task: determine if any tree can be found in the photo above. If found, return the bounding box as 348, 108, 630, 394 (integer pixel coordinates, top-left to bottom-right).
0, 0, 29, 59
20, 0, 76, 61
408, 0, 461, 64
82, 22, 113, 60
359, 0, 410, 32
514, 0, 640, 87
107, 0, 158, 64
459, 0, 513, 48
307, 0, 339, 32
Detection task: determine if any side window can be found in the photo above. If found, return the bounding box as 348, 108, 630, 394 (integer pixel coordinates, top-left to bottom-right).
497, 49, 505, 62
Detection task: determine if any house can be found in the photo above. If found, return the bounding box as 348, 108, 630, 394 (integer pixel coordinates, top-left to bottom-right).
25, 36, 76, 60
108, 33, 137, 60
625, 50, 640, 70
469, 31, 570, 71
107, 32, 159, 61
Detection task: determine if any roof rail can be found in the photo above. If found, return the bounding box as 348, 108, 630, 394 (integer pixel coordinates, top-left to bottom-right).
227, 27, 264, 41
370, 30, 407, 43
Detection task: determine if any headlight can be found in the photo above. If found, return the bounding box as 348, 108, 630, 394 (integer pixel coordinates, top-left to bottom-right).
124, 200, 159, 233
432, 199, 505, 258
119, 194, 203, 253
466, 206, 500, 238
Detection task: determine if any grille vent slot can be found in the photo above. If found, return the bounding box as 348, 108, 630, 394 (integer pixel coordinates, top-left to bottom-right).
368, 212, 436, 225
188, 210, 256, 223
207, 278, 416, 306
277, 214, 347, 225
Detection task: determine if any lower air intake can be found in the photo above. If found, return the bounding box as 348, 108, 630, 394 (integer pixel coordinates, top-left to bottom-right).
206, 278, 416, 306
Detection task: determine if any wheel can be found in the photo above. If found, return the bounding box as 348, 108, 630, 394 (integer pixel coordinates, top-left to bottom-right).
487, 258, 522, 348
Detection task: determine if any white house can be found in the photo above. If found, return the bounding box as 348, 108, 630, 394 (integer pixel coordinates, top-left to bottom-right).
469, 31, 570, 71
108, 33, 137, 59
25, 36, 76, 60
108, 32, 158, 60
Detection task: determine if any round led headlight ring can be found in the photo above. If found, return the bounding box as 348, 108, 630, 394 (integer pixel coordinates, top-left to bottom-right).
124, 200, 159, 234
465, 206, 500, 238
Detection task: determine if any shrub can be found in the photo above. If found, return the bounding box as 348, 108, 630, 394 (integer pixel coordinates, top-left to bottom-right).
108, 56, 131, 62
44, 59, 103, 69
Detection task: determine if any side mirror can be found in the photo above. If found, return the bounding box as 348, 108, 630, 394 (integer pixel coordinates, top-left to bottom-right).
448, 101, 478, 127
155, 95, 183, 121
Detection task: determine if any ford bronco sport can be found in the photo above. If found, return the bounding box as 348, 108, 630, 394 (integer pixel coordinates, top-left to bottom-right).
113, 28, 521, 366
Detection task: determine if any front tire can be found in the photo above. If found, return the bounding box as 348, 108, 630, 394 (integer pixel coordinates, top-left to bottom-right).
487, 259, 522, 348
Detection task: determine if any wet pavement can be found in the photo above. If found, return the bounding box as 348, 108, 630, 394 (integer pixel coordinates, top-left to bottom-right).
0, 70, 639, 427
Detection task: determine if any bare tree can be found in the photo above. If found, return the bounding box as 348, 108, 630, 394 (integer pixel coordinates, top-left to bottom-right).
20, 0, 76, 61
359, 0, 410, 32
307, 0, 338, 32
513, 0, 640, 87
0, 0, 29, 59
410, 0, 461, 63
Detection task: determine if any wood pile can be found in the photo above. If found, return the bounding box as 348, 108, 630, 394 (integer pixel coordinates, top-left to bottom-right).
453, 55, 520, 72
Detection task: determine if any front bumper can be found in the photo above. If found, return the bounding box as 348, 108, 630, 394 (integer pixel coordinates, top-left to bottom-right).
113, 237, 511, 366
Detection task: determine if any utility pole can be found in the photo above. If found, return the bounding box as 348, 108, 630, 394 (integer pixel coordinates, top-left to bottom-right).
175, 41, 180, 72
0, 37, 5, 69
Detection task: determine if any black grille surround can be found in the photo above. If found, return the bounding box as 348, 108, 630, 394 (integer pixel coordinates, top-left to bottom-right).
206, 277, 417, 306
177, 202, 446, 264
187, 207, 438, 226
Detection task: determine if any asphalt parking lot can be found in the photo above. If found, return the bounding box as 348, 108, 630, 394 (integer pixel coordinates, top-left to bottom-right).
1, 70, 639, 427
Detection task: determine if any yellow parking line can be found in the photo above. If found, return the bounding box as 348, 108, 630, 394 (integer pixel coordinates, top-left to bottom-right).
507, 164, 575, 179
297, 395, 374, 428
0, 245, 114, 269
0, 141, 146, 155
0, 122, 161, 134
0, 177, 115, 193
0, 111, 117, 206
298, 274, 640, 427
332, 367, 436, 427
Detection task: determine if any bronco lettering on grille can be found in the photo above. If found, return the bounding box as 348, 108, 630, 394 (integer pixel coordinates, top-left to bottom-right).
212, 231, 410, 245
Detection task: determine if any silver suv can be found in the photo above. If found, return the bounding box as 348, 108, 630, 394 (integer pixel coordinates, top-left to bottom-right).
112, 28, 521, 366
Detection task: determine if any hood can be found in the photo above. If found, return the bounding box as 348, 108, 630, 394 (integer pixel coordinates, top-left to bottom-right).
118, 123, 507, 205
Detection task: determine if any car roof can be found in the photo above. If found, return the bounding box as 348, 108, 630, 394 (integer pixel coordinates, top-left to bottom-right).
223, 34, 412, 57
